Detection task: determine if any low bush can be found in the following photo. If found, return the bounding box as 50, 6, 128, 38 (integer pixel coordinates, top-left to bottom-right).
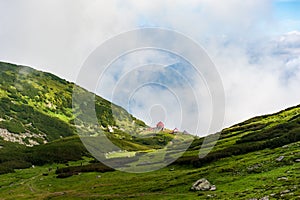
55, 163, 114, 178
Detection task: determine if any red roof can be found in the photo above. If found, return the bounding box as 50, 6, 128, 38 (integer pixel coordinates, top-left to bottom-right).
156, 121, 164, 128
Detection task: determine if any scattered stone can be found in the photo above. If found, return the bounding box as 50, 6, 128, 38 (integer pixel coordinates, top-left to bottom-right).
276, 156, 284, 162
293, 185, 297, 189
210, 185, 217, 191
108, 125, 114, 133
169, 168, 174, 171
247, 163, 262, 172
295, 159, 300, 162
0, 128, 47, 146
206, 194, 217, 198
277, 177, 288, 181
96, 175, 101, 178
282, 145, 289, 148
270, 194, 276, 197
280, 189, 290, 194
191, 178, 216, 191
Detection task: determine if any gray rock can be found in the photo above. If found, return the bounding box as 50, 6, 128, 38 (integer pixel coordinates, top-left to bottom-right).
293, 185, 297, 189
277, 177, 288, 181
191, 178, 215, 191
247, 163, 262, 172
210, 185, 217, 191
276, 156, 284, 162
295, 159, 300, 162
280, 189, 290, 194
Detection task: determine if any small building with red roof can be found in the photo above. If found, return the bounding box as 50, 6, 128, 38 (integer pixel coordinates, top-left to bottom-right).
156, 121, 164, 131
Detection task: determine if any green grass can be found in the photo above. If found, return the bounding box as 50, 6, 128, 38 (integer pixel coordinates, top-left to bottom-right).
0, 141, 299, 199
0, 61, 147, 143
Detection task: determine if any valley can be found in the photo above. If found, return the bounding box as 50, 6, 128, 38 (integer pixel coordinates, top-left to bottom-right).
0, 61, 299, 199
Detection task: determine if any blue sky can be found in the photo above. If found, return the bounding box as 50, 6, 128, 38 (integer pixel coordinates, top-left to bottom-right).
273, 0, 300, 33
274, 0, 300, 20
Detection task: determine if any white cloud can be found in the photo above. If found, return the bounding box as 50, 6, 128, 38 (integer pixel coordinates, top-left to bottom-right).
0, 0, 137, 80
0, 0, 299, 134
208, 31, 300, 127
96, 49, 213, 135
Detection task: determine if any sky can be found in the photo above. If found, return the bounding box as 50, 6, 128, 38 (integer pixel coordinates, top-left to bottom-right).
0, 0, 300, 136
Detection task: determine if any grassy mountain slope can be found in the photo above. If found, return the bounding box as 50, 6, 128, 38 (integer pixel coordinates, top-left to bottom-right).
0, 61, 146, 144
0, 62, 181, 174
0, 61, 299, 199
176, 104, 300, 165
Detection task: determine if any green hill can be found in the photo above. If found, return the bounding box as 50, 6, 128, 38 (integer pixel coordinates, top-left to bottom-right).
0, 61, 146, 143
0, 61, 181, 174
0, 61, 299, 199
175, 104, 300, 167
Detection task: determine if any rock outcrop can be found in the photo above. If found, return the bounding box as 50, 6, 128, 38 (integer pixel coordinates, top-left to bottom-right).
191, 178, 216, 191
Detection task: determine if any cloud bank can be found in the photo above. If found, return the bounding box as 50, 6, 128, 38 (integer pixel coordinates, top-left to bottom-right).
0, 0, 300, 135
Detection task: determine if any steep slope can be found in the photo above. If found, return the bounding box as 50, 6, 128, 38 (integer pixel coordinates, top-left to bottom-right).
0, 61, 146, 145
0, 61, 178, 174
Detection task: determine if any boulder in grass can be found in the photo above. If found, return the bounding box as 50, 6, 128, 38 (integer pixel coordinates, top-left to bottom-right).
276, 156, 284, 162
191, 178, 216, 191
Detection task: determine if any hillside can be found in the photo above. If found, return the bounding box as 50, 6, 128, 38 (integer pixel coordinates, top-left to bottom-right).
0, 62, 187, 173
175, 104, 300, 166
0, 61, 153, 144
0, 61, 147, 144
0, 61, 299, 199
